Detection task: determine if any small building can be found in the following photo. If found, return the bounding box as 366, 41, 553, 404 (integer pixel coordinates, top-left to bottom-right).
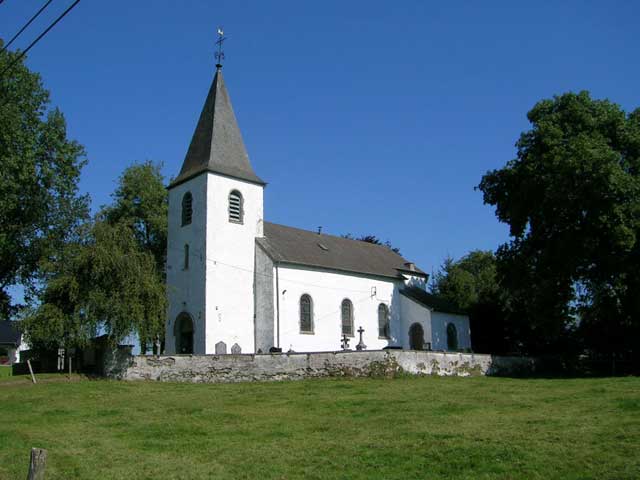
164, 58, 471, 355
0, 321, 26, 365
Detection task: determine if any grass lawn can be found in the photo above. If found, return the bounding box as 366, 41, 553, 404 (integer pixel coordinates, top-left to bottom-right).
0, 366, 11, 378
0, 375, 638, 479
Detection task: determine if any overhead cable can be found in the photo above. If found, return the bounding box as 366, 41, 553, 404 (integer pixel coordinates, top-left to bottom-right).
0, 0, 80, 78
0, 0, 54, 54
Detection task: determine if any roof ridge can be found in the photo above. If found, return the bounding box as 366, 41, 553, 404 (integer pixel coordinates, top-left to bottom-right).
264, 221, 401, 253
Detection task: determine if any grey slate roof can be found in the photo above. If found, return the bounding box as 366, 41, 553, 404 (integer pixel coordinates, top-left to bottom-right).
169, 67, 265, 188
257, 222, 427, 280
400, 287, 467, 315
0, 321, 21, 346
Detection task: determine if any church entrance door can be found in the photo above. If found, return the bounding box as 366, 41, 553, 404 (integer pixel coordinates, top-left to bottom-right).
409, 323, 424, 350
175, 313, 194, 354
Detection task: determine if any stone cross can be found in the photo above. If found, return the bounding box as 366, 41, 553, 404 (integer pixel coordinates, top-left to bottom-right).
341, 334, 350, 350
356, 326, 367, 351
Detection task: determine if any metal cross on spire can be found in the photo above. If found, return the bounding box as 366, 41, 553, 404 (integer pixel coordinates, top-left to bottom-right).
215, 27, 226, 68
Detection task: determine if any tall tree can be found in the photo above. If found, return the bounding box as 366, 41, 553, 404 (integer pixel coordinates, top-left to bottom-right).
478, 91, 640, 359
102, 161, 168, 273
25, 162, 169, 353
0, 43, 89, 319
23, 221, 166, 351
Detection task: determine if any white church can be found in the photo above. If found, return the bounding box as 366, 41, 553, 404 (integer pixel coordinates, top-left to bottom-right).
164, 61, 471, 356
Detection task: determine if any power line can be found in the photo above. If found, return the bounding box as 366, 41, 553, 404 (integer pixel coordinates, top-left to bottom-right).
0, 0, 80, 78
0, 0, 54, 54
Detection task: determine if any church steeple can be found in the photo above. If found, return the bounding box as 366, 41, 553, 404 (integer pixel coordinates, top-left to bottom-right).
170, 63, 265, 188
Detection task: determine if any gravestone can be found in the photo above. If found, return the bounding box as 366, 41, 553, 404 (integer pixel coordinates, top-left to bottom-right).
231, 343, 241, 354
215, 341, 227, 354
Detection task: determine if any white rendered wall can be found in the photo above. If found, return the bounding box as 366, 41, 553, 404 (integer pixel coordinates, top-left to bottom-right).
276, 265, 403, 352
165, 174, 208, 354
204, 173, 263, 354
398, 294, 433, 349
431, 311, 472, 351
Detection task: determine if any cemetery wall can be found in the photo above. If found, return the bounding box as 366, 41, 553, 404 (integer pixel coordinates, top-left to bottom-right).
105, 349, 536, 383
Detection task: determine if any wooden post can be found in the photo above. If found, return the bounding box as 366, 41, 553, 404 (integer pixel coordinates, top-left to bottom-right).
27, 448, 47, 480
68, 356, 72, 380
27, 360, 36, 384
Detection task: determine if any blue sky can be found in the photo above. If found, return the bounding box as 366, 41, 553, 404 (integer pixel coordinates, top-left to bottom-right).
2, 1, 639, 278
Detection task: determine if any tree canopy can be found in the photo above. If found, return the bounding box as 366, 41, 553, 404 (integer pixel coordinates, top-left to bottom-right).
23, 220, 166, 351
102, 161, 168, 273
0, 43, 89, 320
430, 250, 498, 311
24, 162, 168, 351
478, 91, 640, 359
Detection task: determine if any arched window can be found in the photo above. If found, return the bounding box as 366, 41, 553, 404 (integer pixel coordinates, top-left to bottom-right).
228, 190, 243, 223
409, 323, 424, 350
181, 192, 193, 226
378, 303, 390, 338
300, 294, 313, 333
341, 299, 354, 336
446, 323, 458, 351
183, 244, 189, 270
174, 313, 194, 354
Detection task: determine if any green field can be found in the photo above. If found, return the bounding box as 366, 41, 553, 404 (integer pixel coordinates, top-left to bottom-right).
0, 366, 11, 378
0, 375, 638, 479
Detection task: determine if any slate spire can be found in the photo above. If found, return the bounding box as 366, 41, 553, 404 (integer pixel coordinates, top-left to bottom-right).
170, 64, 265, 188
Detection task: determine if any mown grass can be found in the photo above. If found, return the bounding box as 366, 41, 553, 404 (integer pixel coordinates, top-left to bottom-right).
0, 366, 11, 378
0, 375, 638, 479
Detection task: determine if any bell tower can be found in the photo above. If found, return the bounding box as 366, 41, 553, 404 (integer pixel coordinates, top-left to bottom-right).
165, 31, 265, 354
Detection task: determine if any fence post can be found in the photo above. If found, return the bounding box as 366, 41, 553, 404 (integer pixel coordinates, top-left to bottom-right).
27, 448, 47, 480
27, 360, 36, 384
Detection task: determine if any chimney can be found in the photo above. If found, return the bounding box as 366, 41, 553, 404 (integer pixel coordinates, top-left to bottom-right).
404, 262, 415, 272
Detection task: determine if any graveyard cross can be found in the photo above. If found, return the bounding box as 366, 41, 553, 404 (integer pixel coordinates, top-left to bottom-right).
341, 334, 350, 350
356, 326, 367, 351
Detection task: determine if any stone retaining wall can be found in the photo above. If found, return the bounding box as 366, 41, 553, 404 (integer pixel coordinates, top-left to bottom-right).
105, 350, 536, 383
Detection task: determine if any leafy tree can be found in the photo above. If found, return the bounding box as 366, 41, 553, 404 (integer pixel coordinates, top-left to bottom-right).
23, 221, 166, 351
343, 234, 401, 254
431, 251, 511, 354
25, 162, 168, 353
478, 91, 640, 360
430, 251, 497, 310
102, 161, 168, 273
0, 43, 89, 319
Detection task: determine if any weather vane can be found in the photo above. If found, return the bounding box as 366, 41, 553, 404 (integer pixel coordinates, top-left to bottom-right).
215, 27, 226, 67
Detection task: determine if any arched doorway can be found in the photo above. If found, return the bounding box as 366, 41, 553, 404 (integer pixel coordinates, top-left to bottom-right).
409, 323, 424, 350
174, 313, 194, 354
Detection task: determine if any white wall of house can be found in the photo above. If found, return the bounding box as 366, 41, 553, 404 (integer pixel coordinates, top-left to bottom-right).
204, 173, 264, 355
275, 265, 402, 352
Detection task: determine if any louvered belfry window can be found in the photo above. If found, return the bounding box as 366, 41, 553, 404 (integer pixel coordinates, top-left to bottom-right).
181, 192, 193, 226
341, 299, 354, 336
228, 190, 243, 223
300, 294, 313, 333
